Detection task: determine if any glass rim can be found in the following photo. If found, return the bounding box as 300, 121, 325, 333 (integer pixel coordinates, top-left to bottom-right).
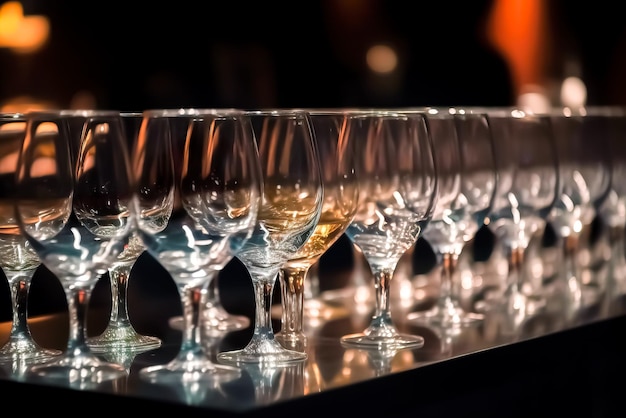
143, 108, 243, 117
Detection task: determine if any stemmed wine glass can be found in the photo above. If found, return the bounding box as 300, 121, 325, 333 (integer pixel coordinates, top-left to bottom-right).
135, 108, 261, 383
407, 108, 497, 327
340, 110, 437, 349
483, 108, 559, 332
598, 108, 626, 314
0, 112, 61, 364
167, 109, 252, 335
274, 109, 360, 352
543, 107, 613, 321
15, 110, 134, 386
87, 111, 162, 352
217, 109, 323, 364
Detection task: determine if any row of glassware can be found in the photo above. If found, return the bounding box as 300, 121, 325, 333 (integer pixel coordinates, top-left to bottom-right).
0, 106, 624, 388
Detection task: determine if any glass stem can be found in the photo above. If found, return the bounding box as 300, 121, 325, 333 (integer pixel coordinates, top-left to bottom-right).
251, 269, 280, 341
107, 260, 134, 328
435, 251, 461, 311
5, 267, 37, 343
603, 225, 626, 316
204, 274, 221, 309
507, 245, 525, 292
562, 232, 583, 316
367, 265, 397, 335
65, 284, 94, 356
278, 266, 308, 344
177, 281, 208, 358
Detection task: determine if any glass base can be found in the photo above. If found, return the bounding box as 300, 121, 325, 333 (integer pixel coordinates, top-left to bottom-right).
274, 332, 307, 353
406, 306, 484, 328
217, 338, 307, 365
340, 332, 424, 350
87, 325, 162, 353
0, 338, 61, 364
27, 354, 127, 388
139, 358, 241, 384
168, 310, 250, 332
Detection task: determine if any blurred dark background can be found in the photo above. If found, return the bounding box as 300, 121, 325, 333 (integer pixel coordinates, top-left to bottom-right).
2, 0, 626, 112
1, 0, 626, 324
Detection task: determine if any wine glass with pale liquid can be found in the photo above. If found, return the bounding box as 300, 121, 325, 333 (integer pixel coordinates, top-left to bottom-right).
274, 109, 360, 352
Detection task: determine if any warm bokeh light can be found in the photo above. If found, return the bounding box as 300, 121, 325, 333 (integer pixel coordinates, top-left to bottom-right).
1, 95, 56, 113
0, 1, 50, 54
487, 0, 549, 98
560, 76, 587, 108
366, 44, 398, 74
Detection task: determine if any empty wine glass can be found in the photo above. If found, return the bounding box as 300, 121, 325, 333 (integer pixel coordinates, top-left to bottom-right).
0, 112, 61, 364
274, 109, 360, 352
340, 110, 437, 349
544, 106, 613, 320
407, 108, 497, 327
15, 110, 133, 386
135, 108, 261, 383
87, 111, 162, 352
484, 108, 559, 332
167, 109, 252, 335
598, 108, 626, 313
217, 109, 323, 365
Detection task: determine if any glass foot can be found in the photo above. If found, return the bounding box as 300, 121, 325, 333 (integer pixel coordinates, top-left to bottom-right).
340, 332, 424, 350
406, 306, 484, 328
169, 309, 250, 332
0, 338, 61, 364
87, 325, 162, 353
217, 338, 307, 365
139, 358, 241, 384
27, 354, 127, 388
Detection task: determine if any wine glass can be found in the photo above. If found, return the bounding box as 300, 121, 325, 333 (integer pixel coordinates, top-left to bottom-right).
217, 109, 323, 365
483, 108, 559, 332
543, 106, 613, 320
274, 109, 360, 352
407, 108, 497, 327
87, 111, 162, 352
167, 109, 252, 335
0, 112, 61, 364
15, 110, 133, 386
135, 108, 261, 383
340, 110, 437, 349
597, 108, 626, 313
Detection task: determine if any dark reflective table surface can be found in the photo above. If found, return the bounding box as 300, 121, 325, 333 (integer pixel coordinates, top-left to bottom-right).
1, 234, 626, 417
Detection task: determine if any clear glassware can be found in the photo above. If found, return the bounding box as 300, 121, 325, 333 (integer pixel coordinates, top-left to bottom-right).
407, 108, 497, 327
274, 109, 360, 352
0, 112, 61, 364
543, 106, 613, 321
167, 270, 250, 332
598, 108, 626, 313
340, 110, 437, 349
217, 109, 323, 365
167, 109, 252, 335
135, 108, 261, 383
483, 108, 559, 333
15, 110, 133, 386
87, 111, 162, 352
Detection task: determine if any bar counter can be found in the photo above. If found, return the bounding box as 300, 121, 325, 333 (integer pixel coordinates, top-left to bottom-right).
1, 237, 625, 417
